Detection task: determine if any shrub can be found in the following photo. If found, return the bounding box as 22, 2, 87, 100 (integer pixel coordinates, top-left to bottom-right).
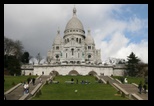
38, 90, 42, 95
121, 92, 125, 98
35, 92, 40, 97
117, 90, 121, 94
12, 82, 15, 86
107, 80, 110, 84
119, 77, 124, 83
35, 90, 42, 98
45, 80, 48, 85
95, 77, 98, 81
98, 79, 102, 83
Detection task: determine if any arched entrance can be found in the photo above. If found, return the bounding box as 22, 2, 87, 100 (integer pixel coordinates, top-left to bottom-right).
52, 70, 59, 76
88, 71, 97, 76
68, 70, 79, 76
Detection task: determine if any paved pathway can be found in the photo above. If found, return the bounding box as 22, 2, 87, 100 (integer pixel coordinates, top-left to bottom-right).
5, 75, 50, 100
99, 75, 148, 100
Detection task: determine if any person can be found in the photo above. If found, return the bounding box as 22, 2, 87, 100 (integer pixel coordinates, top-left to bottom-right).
42, 71, 44, 75
4, 95, 6, 100
124, 78, 128, 84
23, 82, 27, 94
24, 82, 29, 94
27, 77, 31, 84
138, 82, 142, 94
143, 83, 147, 94
32, 78, 35, 85
71, 78, 74, 81
39, 78, 42, 83
76, 79, 78, 84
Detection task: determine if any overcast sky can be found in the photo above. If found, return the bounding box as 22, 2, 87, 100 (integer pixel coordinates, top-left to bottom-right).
4, 4, 148, 63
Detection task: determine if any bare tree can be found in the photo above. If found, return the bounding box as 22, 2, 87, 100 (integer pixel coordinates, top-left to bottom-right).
4, 36, 24, 59
14, 40, 24, 59
4, 36, 15, 56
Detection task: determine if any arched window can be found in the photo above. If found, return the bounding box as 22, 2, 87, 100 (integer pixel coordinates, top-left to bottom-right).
76, 38, 78, 42
78, 53, 79, 58
67, 38, 69, 42
66, 53, 67, 58
79, 38, 81, 43
71, 48, 74, 55
88, 46, 91, 49
56, 46, 59, 50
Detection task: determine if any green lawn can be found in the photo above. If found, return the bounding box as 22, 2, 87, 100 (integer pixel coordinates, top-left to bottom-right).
4, 75, 37, 92
32, 75, 128, 100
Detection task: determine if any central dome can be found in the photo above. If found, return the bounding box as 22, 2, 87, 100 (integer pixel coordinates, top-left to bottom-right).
64, 7, 85, 37
65, 17, 84, 31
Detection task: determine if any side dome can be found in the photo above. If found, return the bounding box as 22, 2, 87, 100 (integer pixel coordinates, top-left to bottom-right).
53, 29, 62, 45
85, 29, 94, 44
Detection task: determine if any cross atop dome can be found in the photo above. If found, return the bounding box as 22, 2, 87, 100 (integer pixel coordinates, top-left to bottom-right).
73, 5, 77, 16
57, 27, 60, 35
88, 28, 91, 35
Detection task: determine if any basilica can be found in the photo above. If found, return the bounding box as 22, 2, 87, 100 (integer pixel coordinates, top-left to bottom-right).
47, 7, 101, 65
22, 7, 126, 76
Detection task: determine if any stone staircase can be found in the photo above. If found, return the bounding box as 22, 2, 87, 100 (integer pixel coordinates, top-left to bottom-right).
5, 75, 50, 100
99, 75, 148, 100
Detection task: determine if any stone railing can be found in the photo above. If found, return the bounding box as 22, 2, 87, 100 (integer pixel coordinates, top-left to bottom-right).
19, 93, 29, 100
115, 79, 122, 84
113, 83, 129, 96
95, 75, 106, 84
131, 93, 143, 100
21, 65, 34, 69
4, 83, 22, 95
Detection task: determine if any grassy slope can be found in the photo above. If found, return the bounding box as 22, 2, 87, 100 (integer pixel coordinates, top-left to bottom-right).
4, 75, 37, 92
32, 75, 128, 100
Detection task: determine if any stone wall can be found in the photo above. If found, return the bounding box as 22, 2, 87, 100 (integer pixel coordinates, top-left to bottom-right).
21, 64, 126, 76
21, 70, 33, 75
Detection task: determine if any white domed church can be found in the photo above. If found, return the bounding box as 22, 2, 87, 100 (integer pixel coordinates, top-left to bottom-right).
47, 7, 101, 65
22, 7, 126, 76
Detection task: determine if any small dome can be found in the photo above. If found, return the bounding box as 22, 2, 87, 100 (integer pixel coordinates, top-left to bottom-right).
53, 29, 62, 45
85, 29, 94, 44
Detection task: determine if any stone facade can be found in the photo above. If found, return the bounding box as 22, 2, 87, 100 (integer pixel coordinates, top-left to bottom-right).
47, 7, 101, 65
21, 7, 126, 76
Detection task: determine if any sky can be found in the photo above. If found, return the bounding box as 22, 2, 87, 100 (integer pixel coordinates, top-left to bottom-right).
4, 4, 148, 63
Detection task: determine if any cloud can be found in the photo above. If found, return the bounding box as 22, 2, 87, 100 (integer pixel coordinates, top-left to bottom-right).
127, 16, 148, 33
114, 40, 148, 63
92, 6, 148, 63
4, 4, 148, 63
